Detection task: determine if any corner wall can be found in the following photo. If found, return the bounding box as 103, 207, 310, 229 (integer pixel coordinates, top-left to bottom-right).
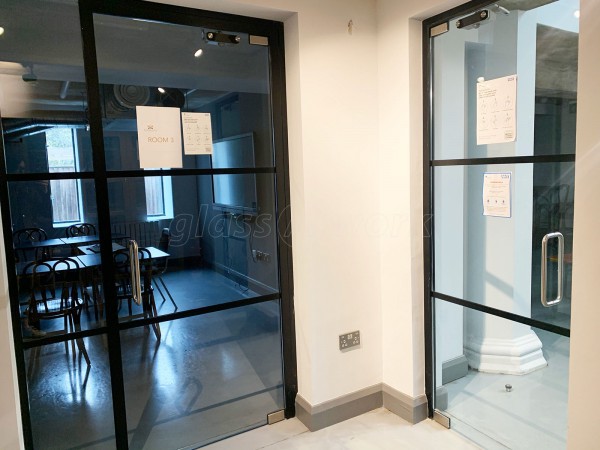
567, 0, 600, 447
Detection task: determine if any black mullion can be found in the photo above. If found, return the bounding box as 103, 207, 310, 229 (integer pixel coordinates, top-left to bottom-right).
22, 326, 109, 349
433, 291, 570, 337
0, 128, 35, 448
431, 154, 576, 166
87, 0, 274, 36
78, 2, 129, 448
5, 172, 96, 182
422, 20, 435, 419
117, 294, 280, 331
106, 167, 275, 179
269, 22, 297, 419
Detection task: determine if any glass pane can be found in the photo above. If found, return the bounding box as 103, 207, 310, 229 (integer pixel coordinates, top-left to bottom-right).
8, 179, 107, 336
105, 174, 279, 322
432, 0, 579, 160
434, 300, 569, 449
93, 14, 274, 171
433, 162, 574, 330
26, 335, 116, 449
120, 301, 285, 448
0, 0, 94, 174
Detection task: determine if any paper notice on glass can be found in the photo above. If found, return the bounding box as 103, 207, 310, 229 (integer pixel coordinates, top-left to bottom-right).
483, 172, 511, 218
136, 106, 182, 168
477, 75, 517, 145
182, 112, 213, 155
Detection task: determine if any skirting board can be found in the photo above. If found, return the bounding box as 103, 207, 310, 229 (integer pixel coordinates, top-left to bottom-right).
442, 355, 469, 385
295, 384, 428, 432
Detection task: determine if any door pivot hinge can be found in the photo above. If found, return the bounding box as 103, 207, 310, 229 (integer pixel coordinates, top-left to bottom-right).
267, 409, 285, 424
250, 35, 269, 46
430, 22, 449, 38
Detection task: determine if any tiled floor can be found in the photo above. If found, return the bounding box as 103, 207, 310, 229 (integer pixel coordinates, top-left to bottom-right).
204, 408, 479, 450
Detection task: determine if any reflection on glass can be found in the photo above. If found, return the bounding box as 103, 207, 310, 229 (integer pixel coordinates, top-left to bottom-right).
434, 300, 569, 449
106, 174, 279, 323
0, 0, 93, 174
433, 162, 574, 330
93, 14, 274, 171
432, 0, 579, 160
121, 302, 285, 449
26, 336, 116, 449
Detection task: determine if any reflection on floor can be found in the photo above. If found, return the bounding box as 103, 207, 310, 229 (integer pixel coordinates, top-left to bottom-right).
205, 408, 478, 450
442, 330, 569, 450
25, 268, 284, 450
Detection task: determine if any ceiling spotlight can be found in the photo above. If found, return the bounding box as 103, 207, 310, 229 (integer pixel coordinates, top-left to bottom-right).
0, 27, 4, 37
194, 48, 203, 58
157, 87, 166, 94
574, 10, 580, 19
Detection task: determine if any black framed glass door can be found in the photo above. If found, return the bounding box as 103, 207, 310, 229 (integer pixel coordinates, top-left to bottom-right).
424, 0, 578, 448
0, 1, 295, 448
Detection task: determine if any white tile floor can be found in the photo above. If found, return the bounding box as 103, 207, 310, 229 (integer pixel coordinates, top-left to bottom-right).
204, 408, 479, 450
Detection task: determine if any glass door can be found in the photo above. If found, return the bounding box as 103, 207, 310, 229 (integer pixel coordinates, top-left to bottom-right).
86, 6, 287, 448
0, 1, 294, 449
0, 1, 114, 448
424, 0, 578, 448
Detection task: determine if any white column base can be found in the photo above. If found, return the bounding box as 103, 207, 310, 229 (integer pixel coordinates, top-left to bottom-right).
464, 331, 547, 375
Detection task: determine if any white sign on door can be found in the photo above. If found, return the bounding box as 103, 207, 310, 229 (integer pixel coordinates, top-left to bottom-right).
182, 112, 213, 155
136, 106, 183, 168
483, 172, 511, 218
477, 75, 517, 145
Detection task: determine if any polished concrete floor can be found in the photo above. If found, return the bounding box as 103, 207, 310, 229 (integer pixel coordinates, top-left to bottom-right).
24, 268, 284, 449
204, 408, 479, 450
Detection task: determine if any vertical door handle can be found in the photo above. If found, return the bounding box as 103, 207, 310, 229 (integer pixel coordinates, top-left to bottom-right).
128, 240, 142, 305
541, 231, 564, 307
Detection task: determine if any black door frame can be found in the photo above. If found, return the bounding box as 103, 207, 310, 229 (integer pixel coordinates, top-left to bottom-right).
0, 0, 296, 448
422, 0, 574, 418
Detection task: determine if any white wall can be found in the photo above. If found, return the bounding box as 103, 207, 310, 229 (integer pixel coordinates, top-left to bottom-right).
0, 230, 23, 450
567, 0, 600, 447
147, 0, 386, 405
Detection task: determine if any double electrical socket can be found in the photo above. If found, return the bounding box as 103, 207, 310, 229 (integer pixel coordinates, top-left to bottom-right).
339, 330, 360, 351
252, 249, 271, 262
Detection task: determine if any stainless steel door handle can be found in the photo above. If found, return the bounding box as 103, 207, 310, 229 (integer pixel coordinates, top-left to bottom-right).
541, 231, 564, 307
128, 240, 142, 305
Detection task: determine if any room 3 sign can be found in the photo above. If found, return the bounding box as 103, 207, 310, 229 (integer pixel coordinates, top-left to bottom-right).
136, 105, 183, 169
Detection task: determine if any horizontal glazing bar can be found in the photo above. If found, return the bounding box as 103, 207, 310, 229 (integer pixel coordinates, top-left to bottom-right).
432, 291, 570, 337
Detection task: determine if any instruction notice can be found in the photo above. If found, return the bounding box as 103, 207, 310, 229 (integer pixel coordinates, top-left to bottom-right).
483, 172, 511, 218
136, 106, 183, 168
477, 75, 517, 145
182, 112, 213, 155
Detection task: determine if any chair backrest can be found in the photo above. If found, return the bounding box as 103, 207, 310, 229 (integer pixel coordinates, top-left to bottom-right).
158, 228, 170, 252
156, 229, 171, 272
113, 247, 154, 295
13, 227, 49, 262
22, 257, 82, 316
13, 227, 47, 244
66, 223, 96, 238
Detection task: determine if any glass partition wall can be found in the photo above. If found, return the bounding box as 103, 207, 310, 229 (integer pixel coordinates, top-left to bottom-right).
424, 0, 577, 449
0, 1, 294, 449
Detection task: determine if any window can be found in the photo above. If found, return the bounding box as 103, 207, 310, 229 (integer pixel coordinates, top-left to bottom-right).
46, 128, 83, 226
145, 175, 173, 220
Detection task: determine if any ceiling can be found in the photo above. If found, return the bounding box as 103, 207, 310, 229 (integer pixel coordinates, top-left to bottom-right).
0, 0, 269, 119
